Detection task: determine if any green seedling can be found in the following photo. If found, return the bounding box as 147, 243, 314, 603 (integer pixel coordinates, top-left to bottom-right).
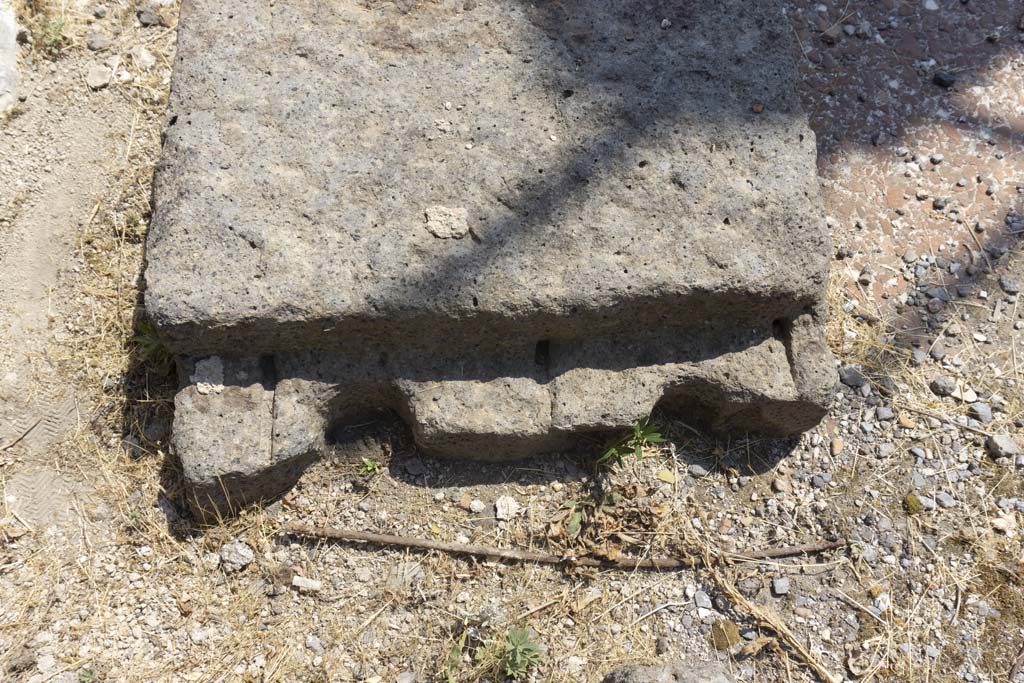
597, 416, 666, 468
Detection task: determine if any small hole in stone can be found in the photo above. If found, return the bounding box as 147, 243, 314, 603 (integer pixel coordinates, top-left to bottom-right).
472, 296, 479, 307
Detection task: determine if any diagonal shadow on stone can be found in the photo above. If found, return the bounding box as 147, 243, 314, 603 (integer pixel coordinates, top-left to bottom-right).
143, 0, 837, 518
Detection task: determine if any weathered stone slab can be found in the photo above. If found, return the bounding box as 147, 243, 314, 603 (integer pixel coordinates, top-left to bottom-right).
146, 0, 836, 518
0, 0, 18, 116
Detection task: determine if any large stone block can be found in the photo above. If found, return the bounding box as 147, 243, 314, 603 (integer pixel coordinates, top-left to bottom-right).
146, 0, 836, 517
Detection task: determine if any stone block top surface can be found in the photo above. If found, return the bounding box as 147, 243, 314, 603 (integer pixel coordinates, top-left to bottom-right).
146, 0, 829, 354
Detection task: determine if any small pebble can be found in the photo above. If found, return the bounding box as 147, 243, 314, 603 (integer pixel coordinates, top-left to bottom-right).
986, 434, 1021, 458
968, 402, 993, 424
219, 540, 254, 572
85, 31, 111, 51
929, 375, 956, 397
494, 495, 521, 521
688, 463, 710, 478
932, 71, 956, 88
292, 575, 323, 592
999, 276, 1020, 295
838, 366, 867, 388
305, 634, 325, 654
136, 3, 165, 26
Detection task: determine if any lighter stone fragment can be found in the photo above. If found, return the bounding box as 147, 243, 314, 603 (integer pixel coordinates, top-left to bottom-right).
424, 205, 469, 239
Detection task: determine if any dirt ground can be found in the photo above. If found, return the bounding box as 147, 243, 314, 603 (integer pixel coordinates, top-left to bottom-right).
0, 1, 1022, 682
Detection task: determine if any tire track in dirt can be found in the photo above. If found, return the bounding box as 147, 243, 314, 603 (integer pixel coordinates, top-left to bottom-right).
0, 52, 131, 533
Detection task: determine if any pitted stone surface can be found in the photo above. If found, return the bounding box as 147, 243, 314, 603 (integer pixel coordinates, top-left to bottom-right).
146, 0, 836, 517
0, 0, 18, 116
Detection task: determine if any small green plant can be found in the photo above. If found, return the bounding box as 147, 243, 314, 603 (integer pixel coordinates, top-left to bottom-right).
442, 614, 490, 683
131, 319, 174, 377
40, 18, 67, 59
499, 627, 544, 680
124, 508, 145, 533
125, 211, 148, 243
441, 617, 542, 682
78, 668, 98, 683
597, 416, 666, 468
358, 457, 380, 477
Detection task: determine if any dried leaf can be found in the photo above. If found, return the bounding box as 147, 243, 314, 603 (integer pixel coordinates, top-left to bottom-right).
649, 502, 670, 518
566, 511, 583, 540
657, 469, 677, 484
615, 532, 642, 545
571, 590, 601, 613
593, 544, 622, 562
740, 636, 775, 657
0, 520, 28, 541
711, 620, 741, 650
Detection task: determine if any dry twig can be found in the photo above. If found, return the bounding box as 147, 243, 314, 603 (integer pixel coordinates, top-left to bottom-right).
1010, 641, 1024, 683
282, 523, 845, 570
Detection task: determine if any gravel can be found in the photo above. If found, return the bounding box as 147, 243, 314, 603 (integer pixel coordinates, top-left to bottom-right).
838, 365, 868, 388
494, 495, 521, 521
291, 575, 323, 593
968, 402, 993, 424
929, 375, 957, 397
986, 434, 1021, 459
218, 540, 254, 572
136, 4, 165, 26
85, 31, 111, 51
771, 577, 790, 596
932, 71, 956, 88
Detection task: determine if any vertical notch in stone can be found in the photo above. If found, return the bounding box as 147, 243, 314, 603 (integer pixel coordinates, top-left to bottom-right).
534, 340, 551, 369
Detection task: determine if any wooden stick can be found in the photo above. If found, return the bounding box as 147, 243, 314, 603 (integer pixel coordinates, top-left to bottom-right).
1010, 641, 1024, 683
282, 523, 844, 570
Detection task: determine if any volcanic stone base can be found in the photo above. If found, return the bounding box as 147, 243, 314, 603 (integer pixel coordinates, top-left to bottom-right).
175, 312, 833, 520
147, 0, 840, 519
